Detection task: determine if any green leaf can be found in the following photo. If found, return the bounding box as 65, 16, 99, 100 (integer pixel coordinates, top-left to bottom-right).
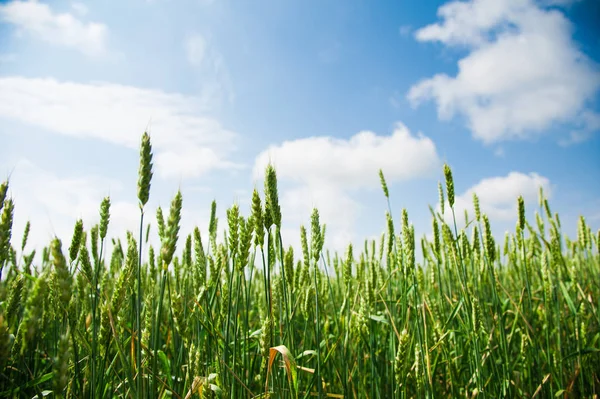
369, 314, 389, 324
559, 282, 577, 315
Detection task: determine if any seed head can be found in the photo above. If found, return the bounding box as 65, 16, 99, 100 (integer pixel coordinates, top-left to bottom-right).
161, 191, 183, 267
0, 198, 14, 268
208, 200, 218, 243
483, 215, 496, 263
6, 275, 24, 323
0, 181, 7, 207
473, 193, 481, 222
69, 219, 84, 263
155, 207, 165, 242
90, 225, 99, 265
472, 225, 480, 255
21, 221, 30, 252
282, 245, 294, 292
237, 216, 252, 270
517, 195, 525, 231
184, 233, 192, 269
577, 216, 588, 250
300, 226, 310, 276
310, 208, 322, 263
264, 164, 281, 228
443, 163, 455, 208
137, 131, 154, 208
543, 199, 552, 220
51, 238, 73, 309
379, 169, 389, 199
386, 212, 395, 257
432, 216, 440, 258
227, 204, 240, 258
251, 189, 265, 247
79, 244, 93, 284
404, 225, 415, 272
99, 197, 111, 240
125, 231, 139, 277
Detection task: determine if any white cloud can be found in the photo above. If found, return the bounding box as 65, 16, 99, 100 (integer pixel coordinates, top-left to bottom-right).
0, 76, 241, 179
186, 34, 207, 66
407, 0, 600, 144
6, 159, 140, 257
254, 122, 440, 190
437, 171, 552, 225
254, 122, 441, 253
0, 0, 108, 57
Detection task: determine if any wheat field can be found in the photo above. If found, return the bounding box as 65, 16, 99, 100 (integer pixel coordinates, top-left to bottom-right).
0, 131, 598, 398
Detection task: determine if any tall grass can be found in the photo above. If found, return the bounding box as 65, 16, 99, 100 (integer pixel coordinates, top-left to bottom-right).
0, 132, 599, 398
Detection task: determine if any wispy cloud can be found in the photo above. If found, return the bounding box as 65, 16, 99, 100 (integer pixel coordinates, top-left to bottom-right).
184, 32, 235, 105
186, 34, 207, 67
0, 76, 241, 179
0, 0, 108, 57
559, 111, 600, 146
407, 0, 600, 144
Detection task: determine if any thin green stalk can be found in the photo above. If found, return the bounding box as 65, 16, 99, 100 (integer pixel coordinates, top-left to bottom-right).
136, 210, 144, 398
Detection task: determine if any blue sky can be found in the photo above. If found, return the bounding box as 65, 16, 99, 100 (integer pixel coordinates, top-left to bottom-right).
0, 0, 599, 257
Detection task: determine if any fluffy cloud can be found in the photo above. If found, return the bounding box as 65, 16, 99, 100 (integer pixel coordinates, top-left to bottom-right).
0, 0, 108, 57
438, 171, 552, 225
407, 0, 600, 144
254, 122, 440, 189
0, 76, 241, 179
254, 123, 441, 253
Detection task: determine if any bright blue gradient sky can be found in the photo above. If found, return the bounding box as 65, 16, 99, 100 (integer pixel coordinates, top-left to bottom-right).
1, 0, 599, 256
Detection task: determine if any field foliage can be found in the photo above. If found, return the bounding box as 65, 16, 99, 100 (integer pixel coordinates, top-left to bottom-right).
0, 132, 599, 398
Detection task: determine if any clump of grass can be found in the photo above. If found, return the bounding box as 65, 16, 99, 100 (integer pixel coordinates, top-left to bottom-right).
0, 132, 598, 398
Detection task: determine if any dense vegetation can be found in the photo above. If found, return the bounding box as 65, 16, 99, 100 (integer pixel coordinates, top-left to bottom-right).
0, 132, 598, 398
